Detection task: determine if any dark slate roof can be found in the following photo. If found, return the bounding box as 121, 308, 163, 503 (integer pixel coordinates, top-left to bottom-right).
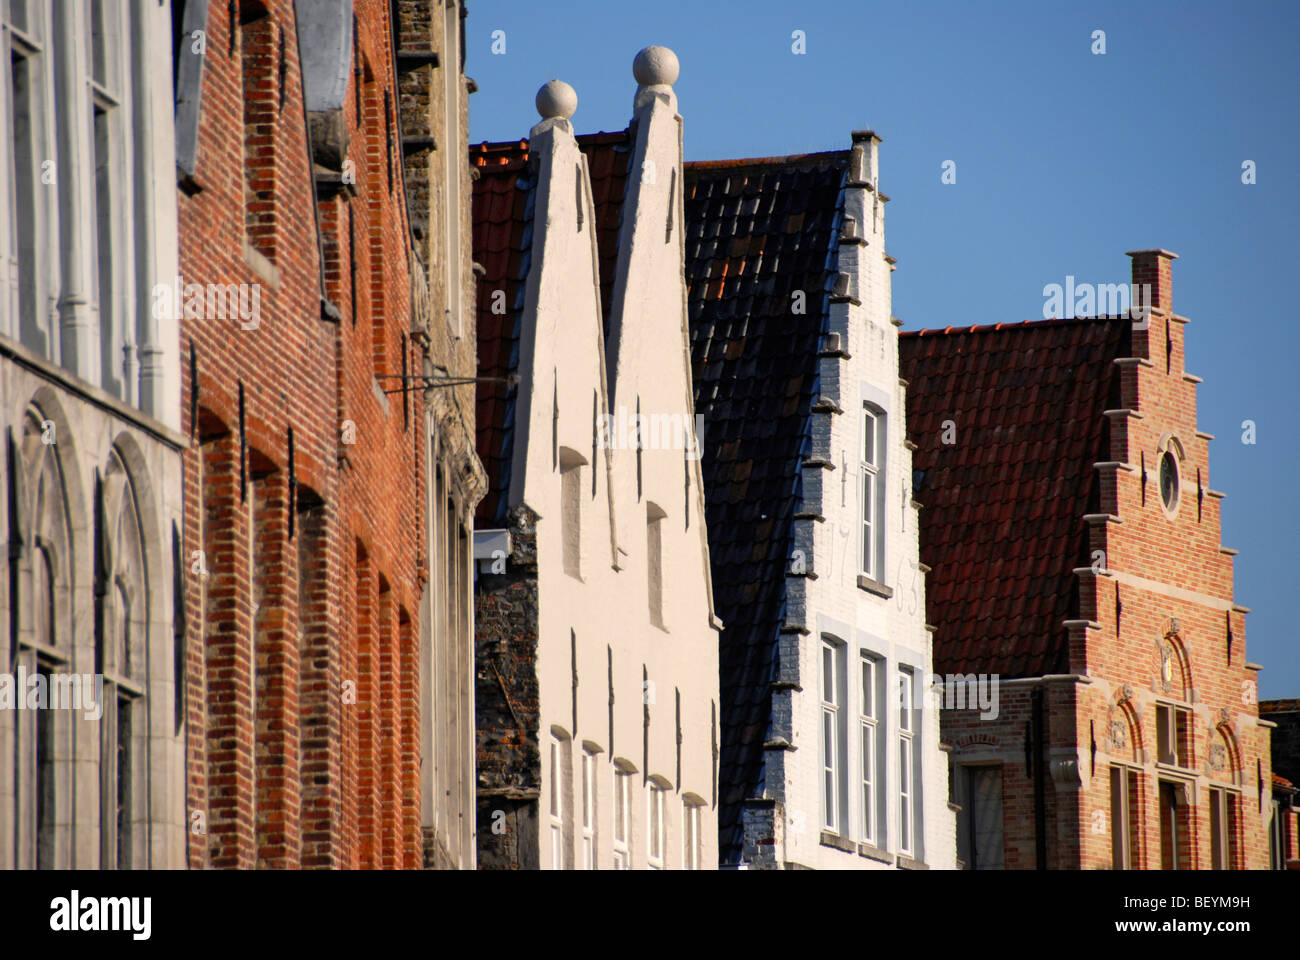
684, 151, 849, 865
899, 317, 1132, 679
471, 131, 633, 526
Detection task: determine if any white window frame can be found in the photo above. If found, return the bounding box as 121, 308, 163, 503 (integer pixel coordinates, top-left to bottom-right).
683, 798, 703, 870
816, 634, 847, 832
581, 749, 596, 869
860, 404, 884, 580
647, 780, 666, 869
821, 639, 843, 833
898, 667, 915, 857
548, 736, 563, 869
612, 763, 632, 869
859, 653, 878, 845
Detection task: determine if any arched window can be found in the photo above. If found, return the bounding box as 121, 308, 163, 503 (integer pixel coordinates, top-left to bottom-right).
98, 448, 147, 869
13, 409, 73, 869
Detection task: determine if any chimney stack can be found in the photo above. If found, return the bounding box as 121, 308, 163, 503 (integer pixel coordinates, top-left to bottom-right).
1126, 249, 1178, 315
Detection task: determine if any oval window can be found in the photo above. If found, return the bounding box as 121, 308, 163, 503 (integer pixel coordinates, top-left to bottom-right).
1159, 450, 1179, 511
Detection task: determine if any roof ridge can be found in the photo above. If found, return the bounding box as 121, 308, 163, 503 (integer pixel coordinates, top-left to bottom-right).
684, 149, 851, 172
900, 314, 1133, 338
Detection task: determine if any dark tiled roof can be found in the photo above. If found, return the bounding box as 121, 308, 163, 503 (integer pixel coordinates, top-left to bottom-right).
471, 131, 633, 526
685, 151, 848, 864
472, 139, 532, 526
899, 317, 1132, 679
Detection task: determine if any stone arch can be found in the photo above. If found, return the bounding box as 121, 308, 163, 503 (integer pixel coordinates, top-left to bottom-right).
1157, 628, 1192, 701
1209, 721, 1241, 785
1107, 694, 1143, 763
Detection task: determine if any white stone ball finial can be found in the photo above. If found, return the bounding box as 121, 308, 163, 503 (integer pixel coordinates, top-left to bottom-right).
633, 46, 679, 86
536, 80, 577, 120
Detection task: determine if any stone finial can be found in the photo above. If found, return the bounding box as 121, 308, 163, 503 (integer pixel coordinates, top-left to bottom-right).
535, 80, 577, 120
633, 46, 679, 86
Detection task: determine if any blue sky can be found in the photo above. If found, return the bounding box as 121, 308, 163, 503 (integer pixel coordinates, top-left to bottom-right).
468, 1, 1300, 698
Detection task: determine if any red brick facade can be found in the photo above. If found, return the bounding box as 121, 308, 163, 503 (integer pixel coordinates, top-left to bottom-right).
179, 0, 425, 869
904, 251, 1273, 869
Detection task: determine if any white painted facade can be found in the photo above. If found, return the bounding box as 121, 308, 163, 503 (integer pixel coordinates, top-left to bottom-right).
509, 54, 720, 870
747, 133, 957, 869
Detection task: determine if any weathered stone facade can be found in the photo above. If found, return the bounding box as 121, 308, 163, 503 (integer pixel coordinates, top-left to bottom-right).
0, 0, 186, 868
394, 0, 486, 871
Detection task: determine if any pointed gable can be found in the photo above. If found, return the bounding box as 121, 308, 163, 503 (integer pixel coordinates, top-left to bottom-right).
472, 132, 632, 526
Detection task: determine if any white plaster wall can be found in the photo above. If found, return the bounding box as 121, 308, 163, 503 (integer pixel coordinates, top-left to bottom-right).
778, 138, 957, 870
512, 98, 719, 870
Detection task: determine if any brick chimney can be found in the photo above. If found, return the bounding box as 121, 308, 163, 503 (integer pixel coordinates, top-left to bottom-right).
1126, 249, 1178, 314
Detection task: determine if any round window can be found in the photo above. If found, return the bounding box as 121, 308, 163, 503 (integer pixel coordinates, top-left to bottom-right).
1159, 450, 1179, 511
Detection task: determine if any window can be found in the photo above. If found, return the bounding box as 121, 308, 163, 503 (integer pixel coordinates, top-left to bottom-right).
15, 411, 73, 869
547, 731, 572, 869
683, 798, 703, 870
98, 454, 147, 870
1270, 798, 1286, 870
6, 4, 43, 351
90, 0, 126, 396
1109, 766, 1139, 869
1156, 704, 1191, 768
859, 654, 881, 844
581, 749, 596, 869
860, 405, 884, 579
612, 763, 632, 869
1159, 450, 1179, 512
1158, 781, 1188, 870
820, 639, 847, 833
647, 503, 665, 628
549, 737, 562, 868
898, 667, 916, 857
1209, 788, 1237, 870
647, 781, 666, 868
560, 453, 582, 578
955, 765, 1004, 869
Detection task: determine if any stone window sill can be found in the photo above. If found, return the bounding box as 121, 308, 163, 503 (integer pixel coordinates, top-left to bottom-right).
858, 841, 894, 865
897, 855, 928, 871
819, 830, 855, 855
857, 574, 893, 599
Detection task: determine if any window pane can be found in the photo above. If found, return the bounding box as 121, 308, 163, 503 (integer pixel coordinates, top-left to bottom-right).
549, 742, 558, 816
863, 408, 876, 467
1210, 790, 1223, 870
822, 645, 833, 701
861, 473, 874, 574
861, 723, 873, 840
861, 658, 874, 719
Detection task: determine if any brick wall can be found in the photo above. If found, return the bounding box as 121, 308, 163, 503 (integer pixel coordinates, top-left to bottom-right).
180, 0, 425, 869
940, 252, 1271, 870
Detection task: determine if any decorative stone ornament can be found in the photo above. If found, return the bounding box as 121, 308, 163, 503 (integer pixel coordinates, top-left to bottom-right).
633, 45, 679, 86
535, 79, 577, 120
